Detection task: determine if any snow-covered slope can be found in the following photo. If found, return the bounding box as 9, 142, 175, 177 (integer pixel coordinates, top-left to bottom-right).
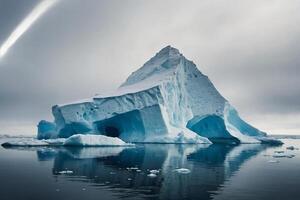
37, 46, 281, 144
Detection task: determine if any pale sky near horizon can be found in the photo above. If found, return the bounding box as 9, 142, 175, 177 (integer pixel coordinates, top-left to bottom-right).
0, 0, 299, 135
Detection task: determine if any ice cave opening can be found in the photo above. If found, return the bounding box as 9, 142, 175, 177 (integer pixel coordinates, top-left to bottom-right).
104, 126, 121, 138
187, 115, 240, 144
93, 109, 146, 142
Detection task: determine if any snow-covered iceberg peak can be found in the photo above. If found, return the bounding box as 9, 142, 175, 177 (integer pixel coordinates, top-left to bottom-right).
121, 45, 182, 87
37, 46, 282, 144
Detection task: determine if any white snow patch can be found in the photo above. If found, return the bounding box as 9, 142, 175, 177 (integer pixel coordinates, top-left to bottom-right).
63, 134, 134, 147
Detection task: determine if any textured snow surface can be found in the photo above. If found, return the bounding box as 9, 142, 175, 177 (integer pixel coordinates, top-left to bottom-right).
37, 46, 281, 144
64, 134, 134, 146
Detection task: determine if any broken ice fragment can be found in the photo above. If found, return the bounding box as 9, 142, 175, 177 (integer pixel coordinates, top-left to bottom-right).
174, 168, 191, 174
147, 173, 157, 178
58, 170, 73, 174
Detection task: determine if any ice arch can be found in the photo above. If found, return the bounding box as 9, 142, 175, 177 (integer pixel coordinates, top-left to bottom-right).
186, 115, 239, 143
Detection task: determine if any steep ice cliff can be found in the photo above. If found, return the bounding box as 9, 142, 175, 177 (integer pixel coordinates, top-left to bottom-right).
37, 46, 281, 144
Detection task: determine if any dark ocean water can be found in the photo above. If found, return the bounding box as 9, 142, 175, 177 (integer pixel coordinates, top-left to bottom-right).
0, 138, 299, 200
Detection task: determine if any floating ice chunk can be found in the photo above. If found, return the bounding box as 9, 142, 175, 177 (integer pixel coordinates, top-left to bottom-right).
255, 136, 283, 145
147, 173, 157, 178
174, 168, 191, 174
272, 153, 295, 158
1, 138, 66, 147
2, 135, 134, 147
286, 154, 296, 158
127, 167, 139, 170
274, 150, 284, 153
63, 134, 134, 147
1, 138, 49, 147
286, 146, 298, 150
149, 169, 160, 174
268, 160, 279, 163
58, 170, 73, 174
263, 154, 271, 157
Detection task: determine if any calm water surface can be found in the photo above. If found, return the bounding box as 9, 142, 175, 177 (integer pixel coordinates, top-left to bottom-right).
0, 138, 299, 200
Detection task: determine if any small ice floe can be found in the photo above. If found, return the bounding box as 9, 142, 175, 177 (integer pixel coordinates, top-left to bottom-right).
82, 188, 86, 191
1, 138, 49, 147
173, 168, 191, 174
127, 178, 132, 181
126, 167, 139, 171
58, 170, 73, 174
109, 172, 116, 175
268, 160, 279, 163
274, 150, 285, 154
149, 169, 160, 174
147, 173, 157, 178
286, 146, 299, 150
55, 189, 60, 192
272, 153, 295, 158
263, 154, 271, 157
136, 169, 142, 172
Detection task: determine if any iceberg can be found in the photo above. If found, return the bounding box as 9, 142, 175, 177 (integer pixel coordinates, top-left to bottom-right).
37, 46, 282, 144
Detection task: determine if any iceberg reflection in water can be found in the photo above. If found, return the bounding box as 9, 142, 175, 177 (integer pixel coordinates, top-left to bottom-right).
32, 144, 267, 200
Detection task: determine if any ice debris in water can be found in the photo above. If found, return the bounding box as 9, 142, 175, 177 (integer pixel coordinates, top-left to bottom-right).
286, 146, 298, 150
272, 153, 295, 158
147, 173, 157, 178
127, 167, 139, 171
268, 160, 279, 163
149, 169, 160, 174
174, 168, 191, 174
58, 170, 73, 174
274, 150, 284, 153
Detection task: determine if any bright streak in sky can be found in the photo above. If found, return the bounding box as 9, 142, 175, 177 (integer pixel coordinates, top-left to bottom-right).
0, 0, 58, 58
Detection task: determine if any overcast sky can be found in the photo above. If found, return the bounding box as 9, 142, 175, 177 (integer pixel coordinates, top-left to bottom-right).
0, 0, 299, 135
